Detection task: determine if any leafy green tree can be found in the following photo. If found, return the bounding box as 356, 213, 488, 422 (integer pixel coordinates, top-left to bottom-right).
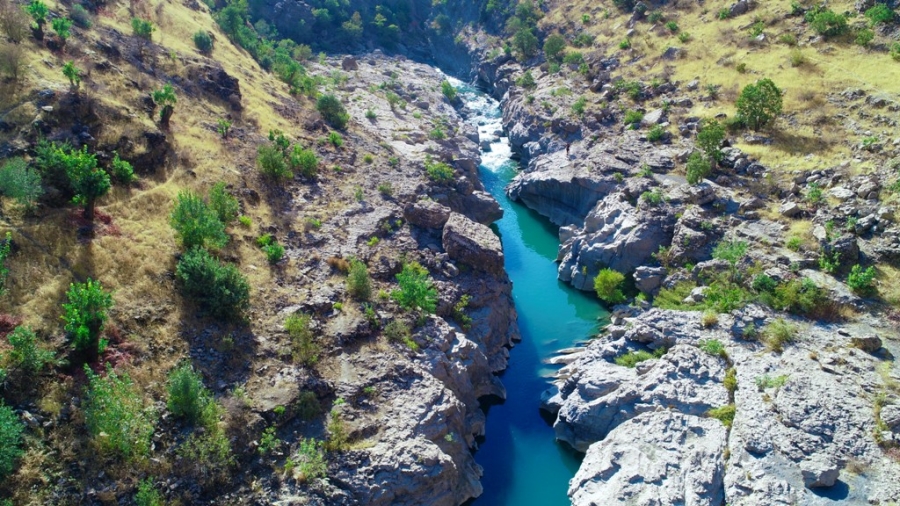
594, 268, 626, 304
216, 0, 248, 42
83, 363, 156, 459
64, 146, 109, 221
25, 0, 47, 39
257, 144, 291, 179
316, 94, 349, 129
865, 3, 895, 25
543, 33, 566, 62
62, 60, 81, 90
176, 247, 250, 319
735, 78, 782, 130
208, 182, 239, 224
169, 190, 228, 250
50, 16, 71, 42
685, 151, 711, 185
512, 27, 539, 60
62, 278, 113, 361
151, 84, 177, 127
7, 325, 54, 373
696, 119, 725, 164
392, 262, 437, 314
0, 402, 24, 478
0, 158, 42, 209
809, 9, 848, 37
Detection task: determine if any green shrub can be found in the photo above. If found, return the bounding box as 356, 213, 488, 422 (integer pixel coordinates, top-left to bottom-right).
110, 153, 135, 184
327, 131, 343, 148
170, 190, 228, 250
763, 318, 797, 352
25, 0, 47, 29
316, 94, 349, 129
724, 367, 737, 394
697, 119, 726, 163
641, 189, 664, 206
0, 402, 23, 477
572, 96, 587, 116
855, 28, 875, 47
208, 182, 238, 225
891, 42, 900, 61
701, 310, 719, 328
62, 60, 81, 89
543, 33, 566, 62
257, 144, 291, 179
654, 281, 697, 310
383, 319, 416, 350
294, 438, 327, 482
685, 152, 711, 185
392, 262, 437, 314
809, 9, 848, 37
752, 274, 777, 293
131, 17, 154, 40
619, 38, 631, 49
296, 391, 321, 420
176, 247, 250, 320
665, 21, 679, 33
712, 240, 748, 280
216, 119, 232, 138
176, 429, 233, 484
429, 126, 446, 140
50, 16, 71, 40
441, 80, 458, 102
623, 109, 644, 126
593, 268, 626, 304
83, 364, 156, 459
289, 146, 318, 178
678, 31, 691, 43
347, 259, 372, 301
263, 242, 284, 264
707, 404, 735, 427
135, 479, 163, 506
698, 338, 726, 358
736, 78, 783, 130
615, 347, 665, 367
847, 264, 876, 295
63, 279, 113, 360
755, 374, 788, 390
167, 363, 217, 428
0, 157, 42, 209
563, 51, 584, 65
647, 124, 665, 143
286, 313, 318, 365
7, 325, 54, 373
704, 281, 751, 312
764, 278, 825, 316
193, 30, 214, 53
866, 3, 895, 25
425, 156, 455, 184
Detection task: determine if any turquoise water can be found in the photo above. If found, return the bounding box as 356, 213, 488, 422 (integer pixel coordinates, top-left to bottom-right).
453, 83, 609, 505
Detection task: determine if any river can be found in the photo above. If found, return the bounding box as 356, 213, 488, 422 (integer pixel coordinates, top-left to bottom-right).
450, 81, 610, 505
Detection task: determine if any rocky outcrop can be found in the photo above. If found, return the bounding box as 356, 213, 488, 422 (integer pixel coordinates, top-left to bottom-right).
442, 213, 504, 275
557, 192, 677, 291
570, 412, 727, 506
404, 201, 451, 229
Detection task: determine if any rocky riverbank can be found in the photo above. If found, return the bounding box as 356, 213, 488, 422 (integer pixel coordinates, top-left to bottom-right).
481, 44, 900, 505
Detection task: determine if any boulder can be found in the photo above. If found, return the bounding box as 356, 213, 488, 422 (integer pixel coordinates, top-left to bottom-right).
641, 108, 664, 127
780, 202, 802, 218
342, 56, 359, 71
404, 201, 451, 229
557, 193, 676, 291
633, 266, 666, 294
851, 335, 882, 353
570, 412, 727, 506
800, 454, 840, 489
881, 404, 900, 428
730, 0, 750, 16
442, 213, 503, 275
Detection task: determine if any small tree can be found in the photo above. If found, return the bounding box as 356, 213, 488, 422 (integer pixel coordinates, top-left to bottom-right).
0, 402, 24, 478
62, 278, 113, 361
62, 60, 81, 91
50, 16, 71, 44
286, 313, 318, 365
594, 268, 626, 304
25, 0, 47, 40
257, 144, 291, 179
685, 152, 711, 185
346, 258, 372, 301
0, 158, 42, 209
712, 239, 748, 282
316, 94, 349, 129
65, 146, 109, 220
169, 190, 228, 250
392, 262, 437, 314
152, 84, 177, 127
167, 363, 214, 426
131, 17, 154, 41
696, 119, 725, 164
735, 78, 783, 130
543, 33, 566, 62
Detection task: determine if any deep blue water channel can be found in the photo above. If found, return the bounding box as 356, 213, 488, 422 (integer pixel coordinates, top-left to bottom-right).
452, 82, 610, 505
